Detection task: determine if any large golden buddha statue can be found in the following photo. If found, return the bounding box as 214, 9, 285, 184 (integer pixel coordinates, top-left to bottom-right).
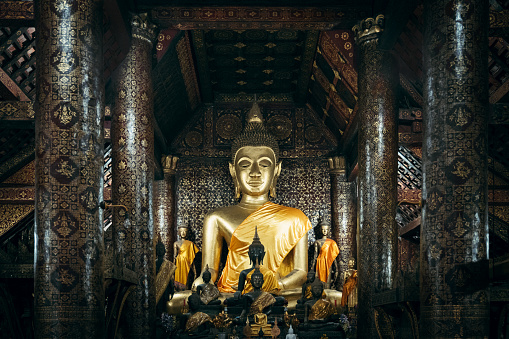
192, 102, 312, 292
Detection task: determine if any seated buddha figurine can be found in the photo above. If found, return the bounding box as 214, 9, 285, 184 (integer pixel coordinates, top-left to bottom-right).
183, 292, 213, 334
236, 226, 279, 296
296, 270, 316, 307
174, 224, 199, 290
250, 304, 273, 336
193, 102, 312, 292
240, 266, 277, 319
195, 265, 221, 305
311, 219, 340, 289
304, 279, 337, 324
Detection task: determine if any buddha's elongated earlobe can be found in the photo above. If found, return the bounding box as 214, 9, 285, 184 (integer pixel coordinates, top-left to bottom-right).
270, 161, 282, 199
229, 162, 241, 199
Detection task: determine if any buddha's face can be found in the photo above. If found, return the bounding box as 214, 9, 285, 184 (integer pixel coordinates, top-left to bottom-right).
320, 224, 330, 238
252, 273, 264, 289
230, 146, 280, 197
202, 271, 211, 283
178, 227, 188, 240
248, 247, 265, 264
348, 259, 356, 269
307, 272, 315, 283
311, 284, 323, 298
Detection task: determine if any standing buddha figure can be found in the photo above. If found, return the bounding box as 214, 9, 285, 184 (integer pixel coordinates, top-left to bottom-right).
173, 224, 199, 290
311, 219, 340, 289
193, 102, 312, 292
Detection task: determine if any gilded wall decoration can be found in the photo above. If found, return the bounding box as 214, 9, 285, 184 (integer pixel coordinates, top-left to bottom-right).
0, 101, 34, 119
421, 1, 490, 337
0, 204, 33, 237
150, 7, 364, 30
34, 0, 105, 336
176, 32, 201, 111
3, 160, 35, 185
173, 103, 337, 159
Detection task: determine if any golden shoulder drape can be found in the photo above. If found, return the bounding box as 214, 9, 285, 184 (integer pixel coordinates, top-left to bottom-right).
218, 202, 312, 293
316, 238, 340, 283
243, 265, 279, 294
175, 240, 199, 286
185, 312, 212, 332
308, 299, 337, 321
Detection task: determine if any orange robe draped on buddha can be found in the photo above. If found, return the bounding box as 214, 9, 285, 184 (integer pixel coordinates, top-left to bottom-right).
316, 238, 340, 283
175, 240, 199, 286
217, 201, 312, 293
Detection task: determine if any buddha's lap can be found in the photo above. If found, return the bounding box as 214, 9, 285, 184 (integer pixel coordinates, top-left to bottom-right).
166, 288, 343, 314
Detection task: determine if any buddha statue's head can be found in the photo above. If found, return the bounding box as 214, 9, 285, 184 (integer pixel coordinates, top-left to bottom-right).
251, 267, 264, 290
178, 224, 190, 240
230, 102, 281, 199
306, 270, 316, 283
348, 258, 356, 270
202, 264, 212, 284
188, 292, 201, 312
316, 219, 331, 239
248, 226, 265, 265
310, 279, 324, 299
155, 239, 166, 259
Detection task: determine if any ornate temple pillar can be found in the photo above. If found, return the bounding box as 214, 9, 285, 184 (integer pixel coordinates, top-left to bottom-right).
111, 13, 157, 338
420, 1, 489, 338
352, 15, 399, 338
154, 155, 178, 259
328, 156, 357, 289
34, 0, 105, 337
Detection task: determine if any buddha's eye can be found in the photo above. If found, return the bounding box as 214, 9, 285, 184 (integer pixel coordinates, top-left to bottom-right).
238, 160, 251, 168
259, 159, 272, 168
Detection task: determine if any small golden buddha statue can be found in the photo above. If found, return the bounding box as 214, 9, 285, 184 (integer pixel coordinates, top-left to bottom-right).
195, 265, 221, 305
173, 224, 199, 290
341, 258, 358, 308
193, 102, 311, 292
250, 304, 272, 336
311, 219, 340, 289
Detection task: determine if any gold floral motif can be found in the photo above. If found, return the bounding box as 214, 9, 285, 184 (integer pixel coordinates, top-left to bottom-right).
429, 244, 442, 261
54, 213, 75, 237
56, 268, 76, 286
55, 159, 76, 179
452, 214, 469, 238
451, 161, 471, 180
53, 103, 76, 125
0, 205, 33, 237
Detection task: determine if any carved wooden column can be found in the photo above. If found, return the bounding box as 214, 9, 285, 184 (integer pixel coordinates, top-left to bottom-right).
353, 15, 399, 339
111, 13, 157, 338
34, 0, 105, 337
328, 156, 357, 289
421, 1, 489, 338
154, 155, 178, 259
